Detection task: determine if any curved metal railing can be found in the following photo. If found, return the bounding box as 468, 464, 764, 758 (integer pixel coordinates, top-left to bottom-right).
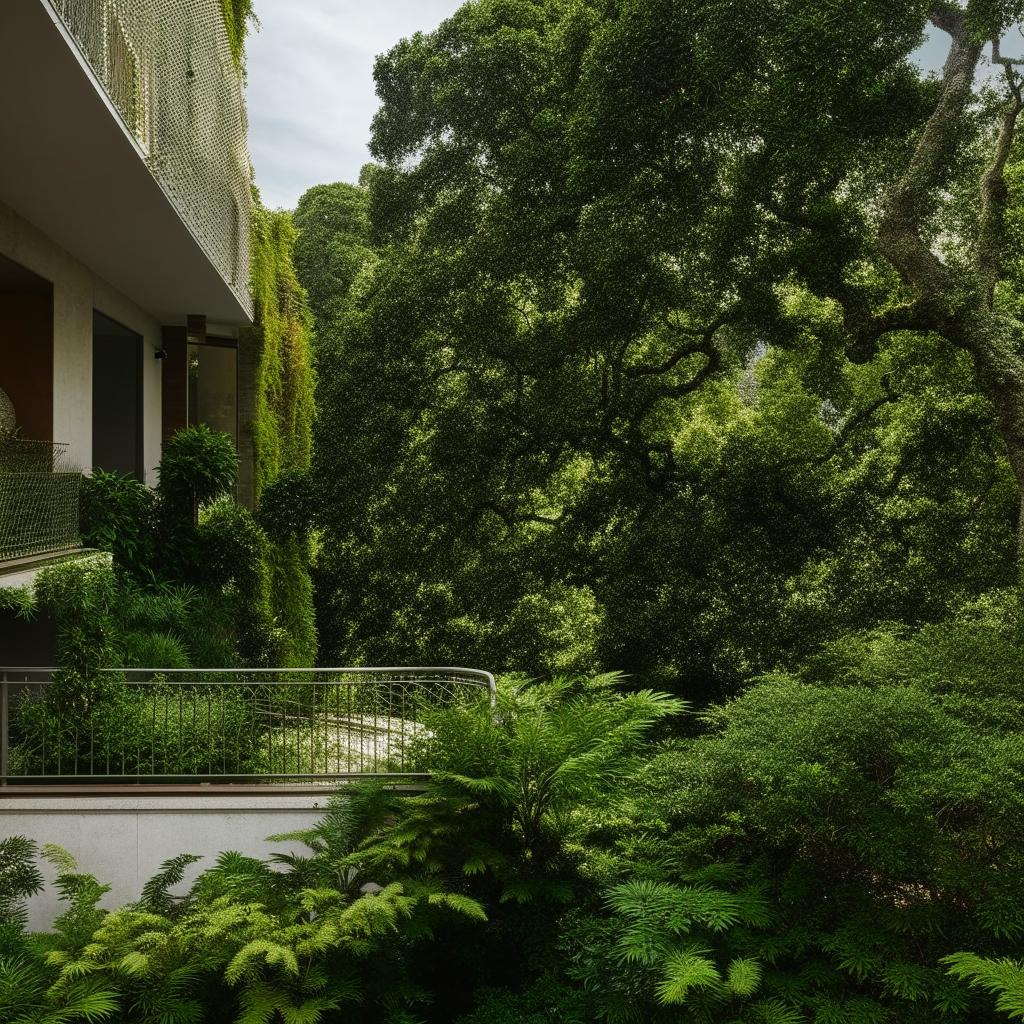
0, 667, 496, 785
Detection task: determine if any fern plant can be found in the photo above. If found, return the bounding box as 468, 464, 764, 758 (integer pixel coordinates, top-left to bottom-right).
1, 793, 487, 1024
0, 835, 43, 952
944, 954, 1024, 1020
375, 673, 685, 892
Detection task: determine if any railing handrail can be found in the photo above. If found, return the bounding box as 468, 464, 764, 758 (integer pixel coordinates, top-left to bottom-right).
1, 666, 496, 699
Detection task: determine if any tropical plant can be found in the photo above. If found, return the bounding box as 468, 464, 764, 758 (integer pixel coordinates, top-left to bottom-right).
157, 425, 238, 527
0, 789, 488, 1024
945, 954, 1024, 1021
79, 469, 156, 576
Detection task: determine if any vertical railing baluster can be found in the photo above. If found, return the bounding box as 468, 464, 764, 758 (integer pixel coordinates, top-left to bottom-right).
0, 672, 8, 785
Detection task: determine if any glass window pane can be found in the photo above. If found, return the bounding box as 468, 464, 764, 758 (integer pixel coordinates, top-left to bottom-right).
187, 343, 237, 446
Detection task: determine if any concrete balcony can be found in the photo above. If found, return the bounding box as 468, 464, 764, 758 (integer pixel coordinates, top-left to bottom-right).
0, 0, 252, 326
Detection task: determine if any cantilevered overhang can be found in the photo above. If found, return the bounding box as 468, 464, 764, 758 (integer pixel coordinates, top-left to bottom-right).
0, 0, 253, 326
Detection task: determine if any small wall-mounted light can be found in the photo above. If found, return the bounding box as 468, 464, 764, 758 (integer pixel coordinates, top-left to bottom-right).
154, 348, 168, 360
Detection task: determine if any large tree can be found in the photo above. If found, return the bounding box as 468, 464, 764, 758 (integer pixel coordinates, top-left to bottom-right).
298, 0, 1019, 690
369, 0, 1024, 522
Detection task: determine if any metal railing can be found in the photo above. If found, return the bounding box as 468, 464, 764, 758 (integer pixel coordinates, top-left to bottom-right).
0, 667, 496, 786
0, 440, 82, 562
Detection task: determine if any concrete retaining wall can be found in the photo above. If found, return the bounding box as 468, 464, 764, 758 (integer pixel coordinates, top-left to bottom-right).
1, 793, 332, 931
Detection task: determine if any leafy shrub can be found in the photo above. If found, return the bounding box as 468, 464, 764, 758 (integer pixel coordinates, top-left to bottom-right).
0, 836, 42, 955
10, 683, 262, 778
198, 498, 284, 666
944, 954, 1024, 1021
34, 553, 118, 624
266, 534, 318, 667
118, 630, 191, 669
198, 498, 269, 590
256, 468, 315, 542
0, 585, 35, 621
157, 425, 238, 523
79, 470, 156, 574
34, 555, 120, 708
554, 623, 1024, 1023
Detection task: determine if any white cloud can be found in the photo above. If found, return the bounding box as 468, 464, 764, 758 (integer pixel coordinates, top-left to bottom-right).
246, 0, 464, 209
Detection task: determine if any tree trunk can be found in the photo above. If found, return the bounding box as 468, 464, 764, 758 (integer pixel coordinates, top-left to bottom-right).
961, 310, 1024, 569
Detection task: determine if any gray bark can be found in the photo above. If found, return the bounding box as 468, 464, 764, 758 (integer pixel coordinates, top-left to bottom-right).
877, 3, 1024, 565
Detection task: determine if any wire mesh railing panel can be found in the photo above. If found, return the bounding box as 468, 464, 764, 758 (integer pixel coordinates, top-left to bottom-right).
0, 440, 81, 561
47, 0, 252, 313
1, 668, 496, 784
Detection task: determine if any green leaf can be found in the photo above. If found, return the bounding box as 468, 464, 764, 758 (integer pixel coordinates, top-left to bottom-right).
656, 947, 722, 1004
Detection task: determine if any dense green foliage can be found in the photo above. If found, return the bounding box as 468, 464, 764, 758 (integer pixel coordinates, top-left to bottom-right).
219, 0, 257, 69
40, 428, 309, 677
9, 1, 1024, 1022
248, 198, 318, 666
296, 0, 1020, 698
272, 2, 1024, 1020
5, 635, 1024, 1020
158, 425, 239, 525
248, 201, 315, 496
80, 470, 156, 572
0, 803, 485, 1024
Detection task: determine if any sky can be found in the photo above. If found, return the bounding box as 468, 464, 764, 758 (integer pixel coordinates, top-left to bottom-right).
244, 2, 981, 212
246, 0, 463, 210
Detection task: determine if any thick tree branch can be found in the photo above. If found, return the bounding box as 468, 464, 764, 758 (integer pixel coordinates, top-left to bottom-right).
977, 58, 1024, 305
624, 313, 732, 379
878, 3, 982, 313
811, 378, 898, 465
474, 500, 561, 530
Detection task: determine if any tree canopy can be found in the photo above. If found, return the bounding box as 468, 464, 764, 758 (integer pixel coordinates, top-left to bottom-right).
297, 0, 1023, 700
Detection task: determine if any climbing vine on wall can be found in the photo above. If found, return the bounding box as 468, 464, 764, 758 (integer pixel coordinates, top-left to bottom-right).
246, 198, 317, 666
215, 5, 318, 666
219, 0, 257, 70
248, 198, 315, 497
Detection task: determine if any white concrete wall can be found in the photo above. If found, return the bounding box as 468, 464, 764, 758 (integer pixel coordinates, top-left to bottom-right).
2, 794, 331, 931
0, 198, 163, 485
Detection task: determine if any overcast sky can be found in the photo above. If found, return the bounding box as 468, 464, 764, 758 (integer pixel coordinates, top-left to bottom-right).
245, 1, 967, 211
246, 0, 463, 210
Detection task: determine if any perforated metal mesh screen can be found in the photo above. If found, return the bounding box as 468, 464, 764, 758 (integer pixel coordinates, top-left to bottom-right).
49, 0, 252, 316
0, 440, 81, 561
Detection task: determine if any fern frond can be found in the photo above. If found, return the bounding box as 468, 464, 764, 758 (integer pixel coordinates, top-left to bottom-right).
226, 940, 300, 985
749, 998, 806, 1024
943, 953, 1024, 1020
656, 947, 722, 1004
424, 891, 488, 921
727, 957, 763, 997
138, 854, 202, 917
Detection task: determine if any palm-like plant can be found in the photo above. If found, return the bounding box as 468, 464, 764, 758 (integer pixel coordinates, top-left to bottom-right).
944, 954, 1024, 1020
357, 674, 685, 897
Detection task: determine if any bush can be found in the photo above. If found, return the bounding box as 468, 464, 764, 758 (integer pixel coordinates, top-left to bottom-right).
118, 630, 191, 669
198, 499, 284, 666
79, 470, 155, 574
157, 425, 237, 523
10, 682, 262, 778
64, 426, 317, 669
0, 790, 484, 1023
256, 468, 316, 542
552, 615, 1024, 1023
34, 556, 120, 708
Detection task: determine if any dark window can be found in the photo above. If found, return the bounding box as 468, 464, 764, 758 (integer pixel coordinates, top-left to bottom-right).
187, 339, 237, 446
92, 311, 143, 479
